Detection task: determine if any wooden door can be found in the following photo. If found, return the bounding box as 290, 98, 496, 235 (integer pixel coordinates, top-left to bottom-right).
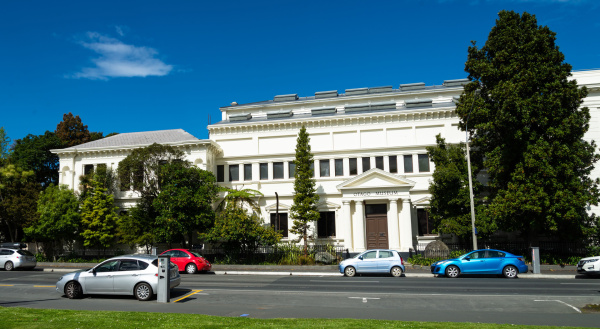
366, 214, 389, 249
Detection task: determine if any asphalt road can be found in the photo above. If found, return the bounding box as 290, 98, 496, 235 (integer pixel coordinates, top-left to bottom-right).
1, 270, 600, 327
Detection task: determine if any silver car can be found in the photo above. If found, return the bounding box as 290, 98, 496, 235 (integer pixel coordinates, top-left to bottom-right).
56, 254, 181, 301
339, 249, 406, 277
0, 248, 37, 271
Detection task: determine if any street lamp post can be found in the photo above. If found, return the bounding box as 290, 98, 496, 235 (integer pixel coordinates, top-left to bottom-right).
466, 90, 480, 251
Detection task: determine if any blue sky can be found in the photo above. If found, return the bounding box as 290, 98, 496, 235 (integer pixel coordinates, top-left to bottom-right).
1, 0, 598, 143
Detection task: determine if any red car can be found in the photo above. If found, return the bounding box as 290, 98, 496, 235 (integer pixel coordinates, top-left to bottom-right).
159, 249, 212, 274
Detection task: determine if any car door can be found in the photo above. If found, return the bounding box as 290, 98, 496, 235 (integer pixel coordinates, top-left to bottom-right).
481, 250, 504, 274
459, 251, 487, 274
113, 259, 143, 294
0, 249, 7, 267
356, 250, 379, 273
376, 250, 395, 272
84, 260, 119, 294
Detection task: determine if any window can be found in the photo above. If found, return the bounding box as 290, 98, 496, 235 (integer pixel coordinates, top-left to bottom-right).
378, 251, 393, 258
362, 157, 371, 172
273, 162, 284, 179
349, 158, 357, 175
362, 251, 377, 259
260, 163, 268, 180
335, 159, 343, 176
288, 162, 296, 178
244, 164, 252, 181
217, 165, 225, 182
318, 211, 336, 238
270, 213, 288, 238
403, 155, 413, 173
418, 154, 430, 172
389, 156, 398, 173
311, 162, 315, 177
417, 208, 434, 235
119, 259, 141, 271
375, 156, 384, 170
95, 260, 119, 272
320, 160, 330, 177
84, 164, 94, 175
228, 164, 239, 181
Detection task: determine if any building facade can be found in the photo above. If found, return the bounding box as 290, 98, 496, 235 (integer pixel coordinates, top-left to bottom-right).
54, 69, 600, 253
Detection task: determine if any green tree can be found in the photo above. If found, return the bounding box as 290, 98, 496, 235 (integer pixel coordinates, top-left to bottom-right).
11, 131, 64, 187
153, 164, 219, 247
289, 126, 320, 257
116, 200, 155, 253
216, 187, 263, 214
55, 113, 91, 147
24, 184, 80, 259
202, 206, 282, 258
80, 181, 118, 250
459, 11, 600, 244
426, 135, 495, 241
0, 164, 38, 242
0, 127, 10, 161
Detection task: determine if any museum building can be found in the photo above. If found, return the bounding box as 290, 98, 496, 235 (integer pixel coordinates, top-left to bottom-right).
53, 69, 600, 253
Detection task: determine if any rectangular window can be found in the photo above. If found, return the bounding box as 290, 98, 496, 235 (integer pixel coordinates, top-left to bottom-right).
375, 156, 384, 170
260, 163, 268, 180
273, 162, 284, 179
349, 158, 357, 175
318, 211, 336, 238
84, 164, 94, 176
389, 156, 398, 173
311, 161, 315, 177
244, 164, 252, 181
362, 157, 371, 172
335, 159, 343, 176
417, 209, 435, 235
217, 165, 225, 182
270, 213, 288, 238
418, 154, 430, 172
403, 155, 413, 173
228, 164, 239, 181
288, 162, 296, 178
320, 160, 330, 177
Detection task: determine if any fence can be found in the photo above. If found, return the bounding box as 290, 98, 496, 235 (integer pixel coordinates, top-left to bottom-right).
189, 245, 349, 264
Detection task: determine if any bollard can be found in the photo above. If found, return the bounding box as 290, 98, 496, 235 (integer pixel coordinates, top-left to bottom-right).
531, 247, 540, 274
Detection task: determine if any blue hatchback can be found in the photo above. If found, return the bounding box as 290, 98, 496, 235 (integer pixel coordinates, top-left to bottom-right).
339, 249, 405, 277
431, 249, 528, 278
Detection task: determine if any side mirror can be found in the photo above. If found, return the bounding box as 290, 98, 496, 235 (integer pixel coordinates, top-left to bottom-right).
358, 256, 363, 260
464, 257, 470, 261
92, 268, 97, 275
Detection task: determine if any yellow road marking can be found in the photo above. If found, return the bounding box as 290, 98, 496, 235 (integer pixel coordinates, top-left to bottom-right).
34, 285, 55, 288
0, 284, 14, 286
173, 290, 203, 303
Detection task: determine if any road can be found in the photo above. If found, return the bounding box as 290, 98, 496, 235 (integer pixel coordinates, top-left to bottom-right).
1, 270, 600, 327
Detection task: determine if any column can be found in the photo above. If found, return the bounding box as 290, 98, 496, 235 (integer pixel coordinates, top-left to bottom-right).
387, 199, 400, 249
342, 200, 353, 250
399, 199, 414, 252
353, 200, 366, 252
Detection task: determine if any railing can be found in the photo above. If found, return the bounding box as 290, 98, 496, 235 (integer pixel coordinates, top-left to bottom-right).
185, 245, 349, 264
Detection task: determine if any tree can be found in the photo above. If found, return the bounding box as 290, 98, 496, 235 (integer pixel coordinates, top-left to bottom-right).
0, 127, 10, 161
458, 11, 600, 244
289, 125, 320, 256
11, 131, 64, 187
0, 164, 38, 242
24, 184, 80, 260
55, 113, 91, 147
153, 164, 219, 247
216, 187, 263, 214
202, 206, 282, 258
116, 201, 155, 253
80, 181, 118, 250
426, 135, 495, 241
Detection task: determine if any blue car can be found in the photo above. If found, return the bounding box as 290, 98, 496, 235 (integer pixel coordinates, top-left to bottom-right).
431, 249, 528, 278
339, 249, 405, 277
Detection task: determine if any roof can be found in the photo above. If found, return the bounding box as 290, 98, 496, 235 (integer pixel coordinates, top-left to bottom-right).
65, 129, 200, 150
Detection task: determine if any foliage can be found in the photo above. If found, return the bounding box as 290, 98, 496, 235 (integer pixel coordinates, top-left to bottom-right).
427, 135, 495, 241
10, 131, 64, 187
116, 201, 155, 253
0, 127, 10, 160
290, 125, 320, 256
458, 11, 600, 244
216, 186, 263, 214
80, 181, 118, 249
0, 163, 38, 242
54, 113, 91, 148
154, 164, 219, 246
407, 250, 468, 266
24, 184, 80, 259
202, 206, 282, 257
79, 165, 119, 198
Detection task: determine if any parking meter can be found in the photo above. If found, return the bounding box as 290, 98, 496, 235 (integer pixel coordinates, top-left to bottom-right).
157, 255, 171, 303
531, 247, 540, 274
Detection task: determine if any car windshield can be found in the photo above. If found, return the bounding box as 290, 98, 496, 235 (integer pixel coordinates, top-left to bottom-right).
190, 251, 203, 258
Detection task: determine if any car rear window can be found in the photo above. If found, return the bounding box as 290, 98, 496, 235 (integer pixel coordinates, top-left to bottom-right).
17, 250, 34, 256
190, 251, 203, 258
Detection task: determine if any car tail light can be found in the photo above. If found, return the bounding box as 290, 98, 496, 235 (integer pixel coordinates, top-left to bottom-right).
400, 257, 404, 265
518, 257, 524, 262
155, 273, 158, 277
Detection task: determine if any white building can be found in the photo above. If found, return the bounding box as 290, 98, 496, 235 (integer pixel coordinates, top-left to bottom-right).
54, 69, 600, 254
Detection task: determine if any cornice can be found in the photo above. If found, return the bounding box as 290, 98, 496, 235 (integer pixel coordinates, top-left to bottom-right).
52, 140, 222, 157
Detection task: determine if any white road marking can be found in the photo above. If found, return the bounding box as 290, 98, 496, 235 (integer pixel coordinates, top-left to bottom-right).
534, 300, 582, 313
349, 297, 381, 303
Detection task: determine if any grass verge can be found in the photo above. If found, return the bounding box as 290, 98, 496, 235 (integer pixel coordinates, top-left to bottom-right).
0, 307, 588, 329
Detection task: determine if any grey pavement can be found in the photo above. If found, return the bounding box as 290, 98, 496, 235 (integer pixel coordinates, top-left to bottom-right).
36, 262, 584, 279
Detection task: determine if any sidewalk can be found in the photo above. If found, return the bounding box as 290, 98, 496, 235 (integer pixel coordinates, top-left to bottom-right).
37, 262, 584, 279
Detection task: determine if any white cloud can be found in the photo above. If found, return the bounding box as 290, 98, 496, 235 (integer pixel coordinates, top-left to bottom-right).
69, 32, 173, 80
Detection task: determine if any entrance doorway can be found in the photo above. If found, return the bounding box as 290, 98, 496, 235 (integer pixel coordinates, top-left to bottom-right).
365, 204, 388, 249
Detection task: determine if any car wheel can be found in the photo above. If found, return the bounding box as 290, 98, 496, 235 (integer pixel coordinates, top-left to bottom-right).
503, 265, 518, 279
134, 283, 153, 301
344, 266, 356, 277
185, 263, 197, 274
65, 281, 83, 299
4, 261, 14, 271
445, 265, 460, 278
390, 266, 403, 277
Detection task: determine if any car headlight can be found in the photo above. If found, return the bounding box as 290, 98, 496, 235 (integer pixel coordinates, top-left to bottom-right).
436, 261, 449, 265
58, 276, 63, 281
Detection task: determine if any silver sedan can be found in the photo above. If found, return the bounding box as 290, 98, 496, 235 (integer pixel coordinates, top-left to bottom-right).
56, 254, 180, 301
